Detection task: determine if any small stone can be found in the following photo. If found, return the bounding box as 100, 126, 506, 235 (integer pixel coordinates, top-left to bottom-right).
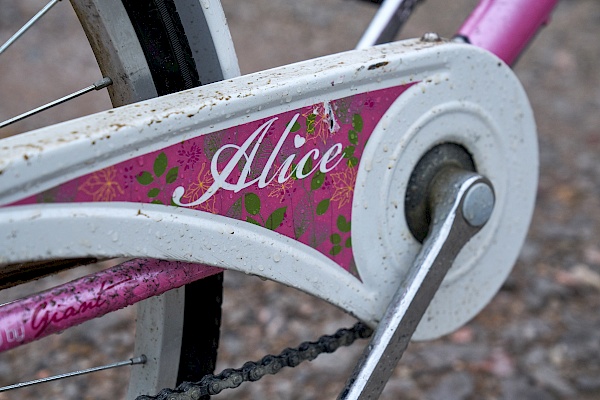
501, 377, 557, 400
575, 375, 600, 392
425, 372, 474, 400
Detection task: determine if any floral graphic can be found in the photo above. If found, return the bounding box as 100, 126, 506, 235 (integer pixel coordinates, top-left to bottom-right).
122, 165, 136, 189
177, 142, 203, 171
330, 167, 358, 209
330, 215, 352, 256
244, 193, 287, 231
136, 152, 179, 205
182, 162, 217, 213
267, 164, 295, 202
79, 167, 124, 202
363, 97, 376, 109
303, 101, 340, 144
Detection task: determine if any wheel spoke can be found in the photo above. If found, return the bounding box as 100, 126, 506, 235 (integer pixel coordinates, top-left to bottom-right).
0, 0, 62, 55
0, 356, 146, 392
0, 77, 112, 129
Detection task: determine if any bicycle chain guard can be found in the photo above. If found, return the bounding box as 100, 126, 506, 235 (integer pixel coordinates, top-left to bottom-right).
0, 38, 537, 340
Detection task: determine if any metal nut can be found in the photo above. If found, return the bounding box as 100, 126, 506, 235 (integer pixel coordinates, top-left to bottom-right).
462, 182, 495, 227
421, 32, 441, 42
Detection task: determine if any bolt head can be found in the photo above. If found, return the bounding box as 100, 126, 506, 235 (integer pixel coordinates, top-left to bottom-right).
462, 182, 495, 227
421, 32, 441, 42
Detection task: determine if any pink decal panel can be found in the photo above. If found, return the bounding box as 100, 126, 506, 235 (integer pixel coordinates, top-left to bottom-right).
14, 85, 414, 277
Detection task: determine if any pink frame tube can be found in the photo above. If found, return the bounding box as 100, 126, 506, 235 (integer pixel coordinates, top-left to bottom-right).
458, 0, 559, 65
0, 260, 221, 353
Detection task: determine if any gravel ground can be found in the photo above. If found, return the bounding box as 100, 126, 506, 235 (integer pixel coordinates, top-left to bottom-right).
1, 0, 599, 399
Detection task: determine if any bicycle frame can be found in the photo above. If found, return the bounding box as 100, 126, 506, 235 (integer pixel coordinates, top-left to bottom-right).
458, 0, 558, 65
0, 0, 556, 358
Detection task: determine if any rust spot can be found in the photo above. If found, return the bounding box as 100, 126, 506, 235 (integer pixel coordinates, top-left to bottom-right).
368, 61, 389, 70
110, 123, 126, 130
23, 154, 29, 161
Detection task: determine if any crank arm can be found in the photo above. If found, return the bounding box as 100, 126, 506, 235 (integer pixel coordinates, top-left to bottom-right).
339, 168, 495, 399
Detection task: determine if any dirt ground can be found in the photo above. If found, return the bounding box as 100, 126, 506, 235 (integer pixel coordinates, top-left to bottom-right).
1, 0, 599, 399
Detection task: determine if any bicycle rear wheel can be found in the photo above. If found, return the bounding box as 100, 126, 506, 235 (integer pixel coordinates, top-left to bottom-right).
68, 0, 239, 397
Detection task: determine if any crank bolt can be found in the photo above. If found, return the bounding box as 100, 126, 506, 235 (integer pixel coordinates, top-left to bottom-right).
462, 182, 495, 227
421, 32, 441, 42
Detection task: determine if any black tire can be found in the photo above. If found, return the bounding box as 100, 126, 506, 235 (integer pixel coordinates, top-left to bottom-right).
70, 0, 233, 396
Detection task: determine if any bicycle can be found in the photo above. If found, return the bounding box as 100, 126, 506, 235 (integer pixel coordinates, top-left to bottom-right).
3, 0, 596, 398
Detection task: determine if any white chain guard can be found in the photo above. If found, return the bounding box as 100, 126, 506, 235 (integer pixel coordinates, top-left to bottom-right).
0, 39, 537, 339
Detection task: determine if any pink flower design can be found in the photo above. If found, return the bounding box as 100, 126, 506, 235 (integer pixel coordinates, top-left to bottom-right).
303, 101, 340, 144
268, 175, 295, 202
182, 162, 217, 213
330, 167, 358, 209
79, 167, 125, 202
122, 165, 136, 189
177, 142, 203, 171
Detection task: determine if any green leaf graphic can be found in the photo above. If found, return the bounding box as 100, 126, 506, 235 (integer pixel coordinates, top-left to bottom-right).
306, 113, 316, 134
244, 193, 261, 215
337, 215, 351, 233
154, 152, 168, 177
136, 171, 154, 185
165, 167, 179, 184
343, 146, 355, 159
147, 188, 160, 198
352, 114, 363, 132
247, 216, 262, 226
345, 237, 352, 248
151, 199, 164, 205
330, 245, 342, 256
348, 157, 359, 168
316, 199, 330, 215
348, 129, 358, 145
265, 207, 287, 230
301, 157, 313, 177
311, 171, 325, 191
288, 120, 301, 132
330, 233, 341, 244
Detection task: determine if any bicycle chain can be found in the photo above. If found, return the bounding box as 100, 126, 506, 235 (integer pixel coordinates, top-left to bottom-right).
136, 322, 373, 400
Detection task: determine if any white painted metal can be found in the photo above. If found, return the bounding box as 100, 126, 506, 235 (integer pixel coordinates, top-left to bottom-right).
0, 202, 379, 324
0, 39, 538, 339
352, 48, 537, 339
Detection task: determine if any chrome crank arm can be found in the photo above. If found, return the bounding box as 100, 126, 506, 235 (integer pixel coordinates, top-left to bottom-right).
339, 168, 495, 399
